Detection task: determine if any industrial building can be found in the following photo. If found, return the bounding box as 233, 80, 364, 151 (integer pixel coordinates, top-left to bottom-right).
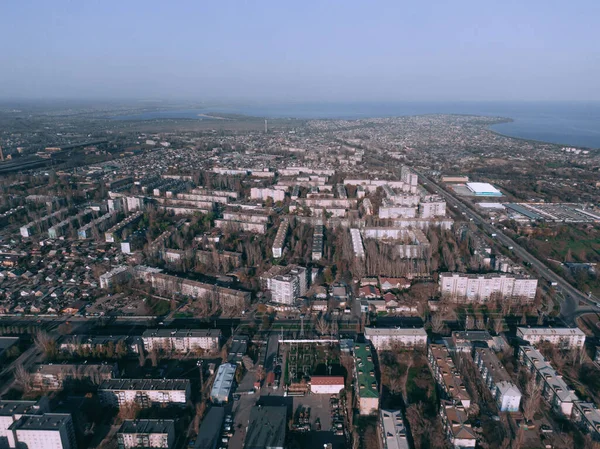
466, 182, 502, 197
309, 376, 345, 395
194, 407, 225, 449
210, 363, 237, 404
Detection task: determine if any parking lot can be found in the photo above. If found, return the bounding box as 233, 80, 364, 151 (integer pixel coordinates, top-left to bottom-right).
292, 394, 332, 431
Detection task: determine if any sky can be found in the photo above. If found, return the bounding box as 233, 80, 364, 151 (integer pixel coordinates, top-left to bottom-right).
0, 0, 598, 102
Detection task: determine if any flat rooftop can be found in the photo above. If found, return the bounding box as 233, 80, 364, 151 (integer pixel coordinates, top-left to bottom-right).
244, 406, 287, 449
99, 378, 190, 391
118, 419, 175, 435
9, 413, 71, 431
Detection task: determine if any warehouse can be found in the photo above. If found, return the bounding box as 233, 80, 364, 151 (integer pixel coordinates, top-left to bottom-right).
466, 182, 502, 197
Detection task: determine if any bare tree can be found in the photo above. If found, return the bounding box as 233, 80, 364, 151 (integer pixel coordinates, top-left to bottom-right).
34, 330, 57, 358
14, 363, 33, 393
465, 315, 475, 329
431, 313, 445, 334
149, 348, 159, 367
492, 317, 504, 335
522, 375, 541, 422
315, 316, 330, 336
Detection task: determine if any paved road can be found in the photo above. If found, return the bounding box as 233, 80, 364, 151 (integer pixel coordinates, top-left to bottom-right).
417, 171, 596, 324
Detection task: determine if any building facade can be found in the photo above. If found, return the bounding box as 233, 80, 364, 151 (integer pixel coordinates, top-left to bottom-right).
474, 348, 521, 412
439, 273, 538, 302
364, 327, 427, 351
517, 327, 586, 349
117, 419, 175, 449
99, 379, 191, 408
142, 329, 221, 353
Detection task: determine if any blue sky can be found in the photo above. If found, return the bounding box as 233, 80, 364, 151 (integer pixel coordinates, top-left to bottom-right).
0, 0, 598, 101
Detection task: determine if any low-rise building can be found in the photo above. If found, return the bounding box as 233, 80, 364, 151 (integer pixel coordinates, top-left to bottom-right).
99, 379, 191, 408
474, 348, 521, 412
7, 413, 76, 449
517, 327, 586, 349
518, 346, 578, 416
350, 228, 365, 259
354, 343, 379, 415
142, 329, 221, 353
194, 407, 225, 449
210, 363, 237, 404
379, 409, 409, 449
117, 419, 175, 449
309, 376, 345, 395
364, 327, 427, 351
228, 335, 249, 364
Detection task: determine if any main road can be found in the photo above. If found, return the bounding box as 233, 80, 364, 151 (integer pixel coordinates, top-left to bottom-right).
415, 170, 596, 324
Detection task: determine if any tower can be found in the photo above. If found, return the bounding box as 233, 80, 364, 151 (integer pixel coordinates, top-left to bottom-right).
264, 119, 268, 134
0, 145, 4, 162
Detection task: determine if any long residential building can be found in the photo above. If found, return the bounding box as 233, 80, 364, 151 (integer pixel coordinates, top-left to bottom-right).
379, 409, 409, 449
518, 346, 579, 416
364, 327, 427, 351
98, 379, 191, 408
30, 363, 117, 390
571, 401, 600, 441
427, 344, 471, 408
272, 219, 289, 258
439, 273, 538, 302
312, 224, 324, 261
350, 228, 365, 259
117, 419, 175, 449
134, 267, 250, 310
473, 348, 521, 412
517, 327, 586, 349
142, 329, 221, 353
354, 343, 379, 415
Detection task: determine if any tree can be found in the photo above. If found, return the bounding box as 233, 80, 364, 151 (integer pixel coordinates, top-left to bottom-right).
149, 348, 159, 367
315, 316, 330, 336
431, 313, 445, 334
14, 363, 32, 393
34, 330, 58, 359
522, 375, 541, 422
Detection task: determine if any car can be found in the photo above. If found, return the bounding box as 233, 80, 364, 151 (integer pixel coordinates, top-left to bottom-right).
233, 394, 241, 401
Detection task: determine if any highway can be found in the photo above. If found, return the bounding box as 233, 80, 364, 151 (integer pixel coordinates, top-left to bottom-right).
416, 170, 597, 324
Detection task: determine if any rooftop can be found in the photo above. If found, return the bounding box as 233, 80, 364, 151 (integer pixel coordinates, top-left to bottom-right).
9, 413, 71, 431
244, 405, 287, 449
354, 343, 378, 399
99, 378, 190, 391
118, 419, 175, 435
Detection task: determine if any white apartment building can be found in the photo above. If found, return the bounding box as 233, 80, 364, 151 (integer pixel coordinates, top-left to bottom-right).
250, 187, 285, 202
364, 327, 427, 351
0, 398, 49, 447
517, 327, 586, 349
518, 346, 579, 416
439, 273, 538, 302
117, 419, 175, 449
419, 198, 446, 218
350, 228, 365, 259
98, 379, 190, 408
262, 265, 308, 305
474, 348, 521, 412
7, 413, 76, 449
380, 409, 409, 449
99, 265, 131, 289
142, 329, 221, 353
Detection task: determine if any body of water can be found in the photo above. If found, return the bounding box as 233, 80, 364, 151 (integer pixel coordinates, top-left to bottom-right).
112, 102, 600, 148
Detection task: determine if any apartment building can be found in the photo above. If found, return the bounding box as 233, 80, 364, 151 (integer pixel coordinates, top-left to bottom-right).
99, 265, 132, 289
142, 329, 221, 353
0, 398, 50, 447
571, 402, 600, 441
354, 343, 379, 415
312, 225, 324, 261
518, 346, 579, 416
439, 273, 538, 302
379, 409, 409, 449
214, 219, 266, 234
250, 187, 285, 202
350, 228, 365, 259
473, 348, 521, 412
98, 379, 191, 408
517, 327, 586, 349
30, 363, 117, 390
272, 219, 289, 258
7, 413, 76, 449
117, 419, 175, 449
261, 265, 307, 304
439, 401, 477, 449
419, 197, 446, 218
364, 327, 427, 351
427, 344, 471, 408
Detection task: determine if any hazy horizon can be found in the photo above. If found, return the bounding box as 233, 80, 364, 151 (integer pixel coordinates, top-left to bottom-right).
1, 1, 599, 102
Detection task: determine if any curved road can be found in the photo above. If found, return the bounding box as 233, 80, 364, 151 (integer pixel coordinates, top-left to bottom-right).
416, 171, 597, 324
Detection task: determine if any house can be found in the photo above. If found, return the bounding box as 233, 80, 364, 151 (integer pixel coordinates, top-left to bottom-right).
379, 277, 411, 291
358, 285, 381, 299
